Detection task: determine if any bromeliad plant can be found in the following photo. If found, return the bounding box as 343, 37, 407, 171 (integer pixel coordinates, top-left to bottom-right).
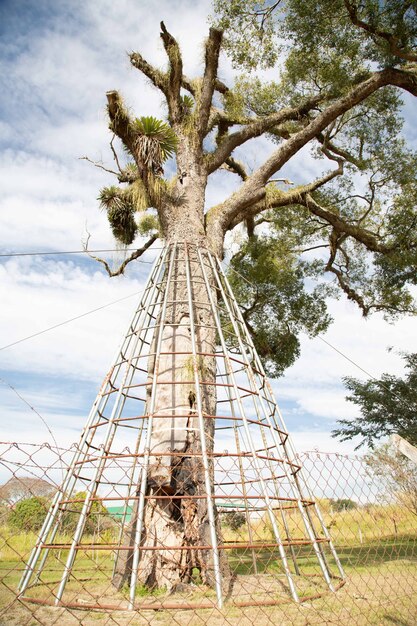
97, 113, 178, 245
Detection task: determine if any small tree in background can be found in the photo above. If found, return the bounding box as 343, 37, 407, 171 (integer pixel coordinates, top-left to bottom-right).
60, 492, 109, 535
8, 497, 49, 532
365, 443, 417, 517
223, 511, 246, 533
330, 499, 358, 512
333, 352, 417, 448
0, 477, 55, 507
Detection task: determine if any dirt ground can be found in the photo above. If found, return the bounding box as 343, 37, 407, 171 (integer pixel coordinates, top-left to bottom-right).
1, 564, 416, 626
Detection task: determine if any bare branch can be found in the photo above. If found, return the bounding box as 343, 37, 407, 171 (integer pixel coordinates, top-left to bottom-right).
110, 135, 123, 174
130, 52, 167, 93
160, 21, 183, 123
78, 156, 119, 177
83, 232, 159, 277
198, 27, 224, 138
221, 157, 248, 180
130, 23, 201, 124
213, 79, 229, 95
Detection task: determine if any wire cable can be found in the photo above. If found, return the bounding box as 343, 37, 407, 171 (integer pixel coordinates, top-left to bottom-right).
0, 289, 144, 352
0, 377, 65, 478
316, 335, 416, 412
0, 247, 164, 258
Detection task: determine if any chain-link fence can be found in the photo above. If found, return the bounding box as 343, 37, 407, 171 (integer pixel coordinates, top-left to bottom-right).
0, 441, 415, 625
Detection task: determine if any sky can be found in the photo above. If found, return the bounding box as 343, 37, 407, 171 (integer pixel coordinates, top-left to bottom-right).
0, 0, 416, 466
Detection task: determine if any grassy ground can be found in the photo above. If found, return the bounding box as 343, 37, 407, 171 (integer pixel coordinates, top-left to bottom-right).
1, 504, 416, 625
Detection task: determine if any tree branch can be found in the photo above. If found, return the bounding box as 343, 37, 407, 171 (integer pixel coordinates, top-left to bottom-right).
106, 91, 136, 155
206, 95, 322, 174
221, 157, 248, 180
206, 66, 417, 239
327, 261, 370, 315
303, 194, 390, 253
198, 27, 223, 138
130, 48, 196, 99
83, 233, 159, 277
344, 0, 417, 62
130, 51, 167, 92
224, 159, 344, 231
78, 156, 119, 177
160, 21, 183, 123
110, 135, 123, 174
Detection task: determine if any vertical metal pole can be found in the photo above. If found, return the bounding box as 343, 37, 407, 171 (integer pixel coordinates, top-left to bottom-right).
184, 244, 224, 609
199, 248, 299, 603
256, 403, 301, 576
232, 419, 259, 575
128, 243, 177, 610
112, 418, 145, 578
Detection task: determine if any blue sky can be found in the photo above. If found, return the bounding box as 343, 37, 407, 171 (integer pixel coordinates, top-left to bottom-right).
1, 0, 416, 463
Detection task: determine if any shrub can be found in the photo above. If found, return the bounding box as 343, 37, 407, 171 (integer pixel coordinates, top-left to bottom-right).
8, 496, 49, 531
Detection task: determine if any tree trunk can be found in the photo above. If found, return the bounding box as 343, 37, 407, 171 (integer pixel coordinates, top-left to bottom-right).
113, 235, 229, 593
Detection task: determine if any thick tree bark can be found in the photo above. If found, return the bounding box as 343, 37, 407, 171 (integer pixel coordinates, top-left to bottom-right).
112, 206, 229, 593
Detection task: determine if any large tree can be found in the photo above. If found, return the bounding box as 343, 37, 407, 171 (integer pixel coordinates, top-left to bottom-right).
84, 0, 417, 592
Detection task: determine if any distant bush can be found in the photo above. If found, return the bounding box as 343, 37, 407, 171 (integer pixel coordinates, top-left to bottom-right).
223, 511, 246, 532
60, 492, 109, 534
8, 496, 49, 531
330, 498, 357, 512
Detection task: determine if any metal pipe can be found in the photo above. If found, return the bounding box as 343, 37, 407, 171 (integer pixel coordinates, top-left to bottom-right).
201, 249, 299, 603
128, 243, 178, 610
183, 245, 224, 609
213, 254, 337, 590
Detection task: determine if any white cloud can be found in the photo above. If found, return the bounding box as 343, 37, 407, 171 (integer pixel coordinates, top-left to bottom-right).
1, 0, 416, 460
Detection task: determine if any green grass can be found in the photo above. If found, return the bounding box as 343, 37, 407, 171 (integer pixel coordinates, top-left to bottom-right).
0, 507, 416, 625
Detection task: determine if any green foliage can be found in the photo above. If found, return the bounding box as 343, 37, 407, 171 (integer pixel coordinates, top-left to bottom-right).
365, 443, 417, 516
223, 510, 246, 532
98, 186, 138, 245
137, 213, 160, 236
180, 95, 195, 116
228, 234, 332, 377
330, 498, 357, 512
212, 0, 417, 72
333, 352, 417, 448
211, 0, 282, 69
132, 116, 178, 166
60, 492, 109, 534
8, 496, 49, 532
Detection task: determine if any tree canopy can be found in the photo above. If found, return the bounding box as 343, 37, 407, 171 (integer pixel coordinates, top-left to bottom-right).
333, 352, 417, 448
85, 0, 417, 377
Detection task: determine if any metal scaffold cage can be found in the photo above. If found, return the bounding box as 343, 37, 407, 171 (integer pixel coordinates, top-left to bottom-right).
18, 242, 345, 612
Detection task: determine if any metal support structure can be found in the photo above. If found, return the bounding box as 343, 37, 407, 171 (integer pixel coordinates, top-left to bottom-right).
128, 243, 177, 609
212, 253, 336, 592
19, 242, 345, 611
